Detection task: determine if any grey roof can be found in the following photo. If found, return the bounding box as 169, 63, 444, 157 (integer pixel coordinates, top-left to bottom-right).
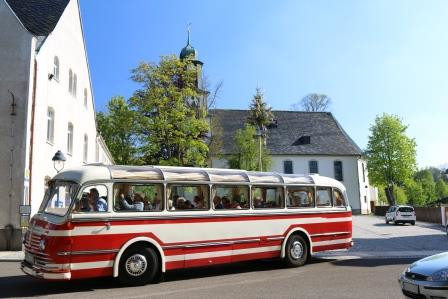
6, 0, 70, 36
210, 109, 362, 156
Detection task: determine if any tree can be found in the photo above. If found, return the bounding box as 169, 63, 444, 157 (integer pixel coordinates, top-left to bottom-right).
129, 55, 209, 166
292, 93, 331, 112
97, 96, 139, 165
247, 88, 274, 171
247, 88, 274, 130
435, 179, 448, 199
227, 124, 272, 171
405, 180, 425, 206
414, 169, 436, 204
365, 114, 417, 205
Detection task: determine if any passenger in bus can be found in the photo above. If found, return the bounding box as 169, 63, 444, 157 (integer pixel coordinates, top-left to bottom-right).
222, 196, 231, 209
168, 199, 175, 210
119, 192, 144, 211
88, 188, 108, 212
152, 193, 161, 210
213, 195, 223, 209
176, 197, 189, 210
173, 195, 180, 208
194, 196, 205, 209
254, 196, 265, 208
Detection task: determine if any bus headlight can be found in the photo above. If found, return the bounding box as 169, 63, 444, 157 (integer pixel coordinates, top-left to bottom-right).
39, 239, 46, 251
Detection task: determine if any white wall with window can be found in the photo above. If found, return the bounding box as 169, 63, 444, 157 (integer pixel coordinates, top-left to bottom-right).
46, 107, 55, 143
53, 56, 59, 81
67, 123, 73, 155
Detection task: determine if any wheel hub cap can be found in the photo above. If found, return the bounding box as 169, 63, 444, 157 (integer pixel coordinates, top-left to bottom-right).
290, 241, 304, 260
125, 254, 148, 276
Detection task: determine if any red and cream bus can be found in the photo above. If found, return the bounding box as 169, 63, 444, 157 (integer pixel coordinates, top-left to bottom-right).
22, 165, 353, 285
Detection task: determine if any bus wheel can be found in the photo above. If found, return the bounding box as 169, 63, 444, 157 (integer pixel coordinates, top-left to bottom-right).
118, 245, 159, 286
285, 234, 308, 267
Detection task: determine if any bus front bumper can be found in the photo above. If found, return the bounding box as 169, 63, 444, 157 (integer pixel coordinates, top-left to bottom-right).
21, 261, 71, 280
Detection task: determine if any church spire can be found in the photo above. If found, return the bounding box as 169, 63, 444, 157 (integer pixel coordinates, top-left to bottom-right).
180, 23, 197, 60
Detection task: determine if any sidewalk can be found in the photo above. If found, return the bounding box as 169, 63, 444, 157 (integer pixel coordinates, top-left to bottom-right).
0, 251, 24, 261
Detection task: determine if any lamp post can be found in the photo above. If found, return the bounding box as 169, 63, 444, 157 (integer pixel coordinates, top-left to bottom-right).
52, 150, 66, 173
254, 126, 265, 172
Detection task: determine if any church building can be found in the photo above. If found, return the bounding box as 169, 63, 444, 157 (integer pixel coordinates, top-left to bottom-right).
178, 36, 372, 215
0, 0, 113, 250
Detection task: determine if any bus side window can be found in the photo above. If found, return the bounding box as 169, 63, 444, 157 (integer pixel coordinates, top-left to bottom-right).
252, 186, 284, 209
74, 185, 108, 213
114, 183, 163, 212
168, 184, 210, 211
316, 187, 332, 208
287, 186, 315, 208
333, 189, 345, 207
212, 185, 249, 210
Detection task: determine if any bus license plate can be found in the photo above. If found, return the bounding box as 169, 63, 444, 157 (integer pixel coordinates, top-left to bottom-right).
403, 282, 419, 294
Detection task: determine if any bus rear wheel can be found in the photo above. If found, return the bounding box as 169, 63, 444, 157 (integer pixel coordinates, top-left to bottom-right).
118, 245, 159, 286
285, 234, 308, 267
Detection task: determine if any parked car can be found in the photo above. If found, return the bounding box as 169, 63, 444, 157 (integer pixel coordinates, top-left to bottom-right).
385, 205, 416, 225
399, 252, 448, 298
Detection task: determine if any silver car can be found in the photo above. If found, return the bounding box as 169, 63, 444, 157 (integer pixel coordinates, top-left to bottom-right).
399, 252, 448, 298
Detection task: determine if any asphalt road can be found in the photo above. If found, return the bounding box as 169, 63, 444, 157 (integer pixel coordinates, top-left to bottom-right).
1, 215, 446, 299
0, 257, 415, 299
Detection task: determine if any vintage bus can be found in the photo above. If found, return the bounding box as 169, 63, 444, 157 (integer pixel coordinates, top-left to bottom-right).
22, 165, 353, 285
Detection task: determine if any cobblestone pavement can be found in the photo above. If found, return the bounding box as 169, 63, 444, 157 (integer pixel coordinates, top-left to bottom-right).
317, 215, 448, 259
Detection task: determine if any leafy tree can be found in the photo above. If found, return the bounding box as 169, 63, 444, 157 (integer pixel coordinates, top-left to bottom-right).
365, 114, 417, 205
247, 88, 274, 130
129, 55, 209, 166
414, 169, 436, 204
404, 180, 425, 206
228, 124, 272, 171
96, 96, 139, 165
247, 88, 273, 171
394, 186, 407, 205
292, 93, 331, 112
435, 179, 448, 199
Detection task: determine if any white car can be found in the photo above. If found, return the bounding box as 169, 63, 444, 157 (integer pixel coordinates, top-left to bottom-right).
385, 205, 416, 225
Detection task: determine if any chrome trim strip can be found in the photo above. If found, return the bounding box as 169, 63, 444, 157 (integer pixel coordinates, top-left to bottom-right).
57, 249, 119, 256
70, 210, 350, 222
310, 231, 351, 237
266, 236, 285, 241
162, 238, 261, 250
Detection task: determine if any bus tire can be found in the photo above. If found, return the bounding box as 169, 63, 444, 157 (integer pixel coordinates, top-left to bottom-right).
284, 234, 308, 267
118, 245, 159, 286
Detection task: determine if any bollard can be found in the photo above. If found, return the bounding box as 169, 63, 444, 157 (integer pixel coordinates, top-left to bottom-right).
4, 224, 14, 251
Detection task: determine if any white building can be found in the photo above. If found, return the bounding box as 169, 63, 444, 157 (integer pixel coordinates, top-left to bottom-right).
0, 0, 113, 250
210, 110, 372, 215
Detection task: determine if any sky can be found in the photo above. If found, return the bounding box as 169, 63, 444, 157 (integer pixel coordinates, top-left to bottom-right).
80, 0, 448, 169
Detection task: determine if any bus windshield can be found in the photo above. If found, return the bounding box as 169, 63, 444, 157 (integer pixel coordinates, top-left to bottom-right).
39, 181, 79, 216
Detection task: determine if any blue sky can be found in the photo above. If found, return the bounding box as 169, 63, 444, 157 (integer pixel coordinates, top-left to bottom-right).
80, 0, 448, 169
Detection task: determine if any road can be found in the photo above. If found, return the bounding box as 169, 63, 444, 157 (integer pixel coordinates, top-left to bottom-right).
1, 216, 447, 299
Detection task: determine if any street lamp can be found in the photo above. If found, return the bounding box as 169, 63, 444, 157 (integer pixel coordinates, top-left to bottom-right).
52, 150, 66, 173
254, 126, 266, 172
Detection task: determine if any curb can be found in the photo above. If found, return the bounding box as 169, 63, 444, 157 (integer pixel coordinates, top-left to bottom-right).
0, 251, 24, 262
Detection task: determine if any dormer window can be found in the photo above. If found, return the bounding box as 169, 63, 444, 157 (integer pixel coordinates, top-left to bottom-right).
293, 135, 311, 146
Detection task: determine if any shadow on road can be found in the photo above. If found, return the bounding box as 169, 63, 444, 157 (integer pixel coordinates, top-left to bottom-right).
0, 259, 311, 298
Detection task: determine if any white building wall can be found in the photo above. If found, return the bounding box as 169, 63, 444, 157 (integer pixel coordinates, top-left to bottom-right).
212, 155, 369, 214
29, 0, 112, 216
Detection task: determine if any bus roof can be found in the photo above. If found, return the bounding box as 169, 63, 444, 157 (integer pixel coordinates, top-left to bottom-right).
53, 164, 346, 190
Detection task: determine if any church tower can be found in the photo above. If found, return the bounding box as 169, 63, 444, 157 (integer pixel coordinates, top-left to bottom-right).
179, 27, 208, 114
